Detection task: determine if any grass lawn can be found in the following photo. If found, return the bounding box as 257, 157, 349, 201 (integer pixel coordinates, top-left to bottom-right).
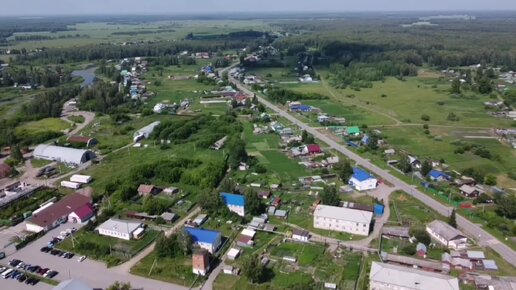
270, 242, 325, 266
131, 251, 199, 287
388, 190, 445, 225
67, 115, 85, 123
15, 118, 72, 135
30, 158, 53, 168
58, 229, 159, 266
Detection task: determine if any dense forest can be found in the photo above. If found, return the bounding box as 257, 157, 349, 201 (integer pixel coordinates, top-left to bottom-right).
0, 65, 72, 88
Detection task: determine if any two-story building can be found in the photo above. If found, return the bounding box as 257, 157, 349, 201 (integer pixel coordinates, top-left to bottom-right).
313, 204, 372, 236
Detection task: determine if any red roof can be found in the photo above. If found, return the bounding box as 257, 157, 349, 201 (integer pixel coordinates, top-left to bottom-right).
237, 235, 253, 245
0, 163, 12, 178
307, 144, 321, 154
67, 136, 94, 144
29, 193, 92, 228
73, 203, 94, 220
138, 184, 156, 194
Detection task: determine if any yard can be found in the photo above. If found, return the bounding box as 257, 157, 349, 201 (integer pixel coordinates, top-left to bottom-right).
131, 251, 199, 287
387, 190, 445, 226
58, 228, 159, 267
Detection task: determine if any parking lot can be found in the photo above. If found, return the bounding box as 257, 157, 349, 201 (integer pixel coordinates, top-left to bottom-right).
0, 274, 51, 290
2, 222, 190, 290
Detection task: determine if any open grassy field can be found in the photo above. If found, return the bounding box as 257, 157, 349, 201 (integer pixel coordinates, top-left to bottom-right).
5, 20, 272, 50
15, 117, 72, 135
388, 190, 445, 225
131, 251, 198, 287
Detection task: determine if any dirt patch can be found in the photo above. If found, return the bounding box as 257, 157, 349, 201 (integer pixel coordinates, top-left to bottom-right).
397, 194, 408, 202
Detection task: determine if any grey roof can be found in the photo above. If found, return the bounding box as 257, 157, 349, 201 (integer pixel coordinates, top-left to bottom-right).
161, 212, 176, 221
381, 252, 443, 272
314, 204, 373, 224
467, 250, 485, 259
34, 144, 95, 165
382, 226, 410, 238
483, 260, 498, 270
134, 121, 161, 138
96, 218, 142, 235
370, 262, 459, 290
52, 279, 92, 290
426, 220, 466, 241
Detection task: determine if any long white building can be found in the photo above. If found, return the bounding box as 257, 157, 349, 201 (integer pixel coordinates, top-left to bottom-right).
313, 204, 372, 236
33, 145, 96, 165
96, 218, 145, 241
369, 262, 459, 290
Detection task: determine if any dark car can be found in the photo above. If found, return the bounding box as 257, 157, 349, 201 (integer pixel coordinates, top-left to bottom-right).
29, 265, 41, 273
50, 249, 61, 256
37, 268, 48, 275
10, 270, 20, 279
8, 259, 21, 267
40, 246, 51, 252
45, 271, 58, 278
17, 274, 26, 282
26, 277, 39, 285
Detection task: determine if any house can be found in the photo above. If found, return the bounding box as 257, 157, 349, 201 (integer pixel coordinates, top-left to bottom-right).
361, 134, 370, 145
416, 243, 427, 258
257, 191, 271, 199
426, 220, 468, 250
236, 235, 254, 247
220, 192, 245, 217
67, 136, 98, 147
290, 104, 312, 112
291, 145, 309, 157
441, 253, 472, 270
459, 185, 484, 198
192, 250, 210, 276
33, 145, 96, 165
369, 262, 459, 290
241, 228, 256, 238
408, 156, 422, 170
307, 144, 322, 154
292, 229, 310, 242
349, 168, 378, 191
137, 184, 160, 197
96, 218, 145, 241
227, 248, 241, 260
382, 227, 410, 239
185, 228, 222, 253
346, 126, 360, 136
26, 193, 94, 233
313, 204, 372, 236
0, 163, 12, 179
163, 187, 179, 195
428, 170, 452, 182
318, 115, 330, 124
160, 212, 177, 223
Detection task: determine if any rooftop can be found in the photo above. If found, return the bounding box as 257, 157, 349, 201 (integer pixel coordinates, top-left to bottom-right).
314, 204, 373, 224
427, 220, 466, 241
370, 262, 459, 290
29, 193, 92, 228
185, 227, 221, 245
96, 218, 143, 235
220, 192, 245, 207
352, 167, 375, 182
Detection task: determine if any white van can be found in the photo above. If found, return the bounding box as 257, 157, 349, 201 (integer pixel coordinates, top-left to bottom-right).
1, 268, 13, 279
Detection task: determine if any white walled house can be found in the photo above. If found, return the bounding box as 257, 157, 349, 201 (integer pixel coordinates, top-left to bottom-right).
313, 204, 372, 236
292, 229, 310, 242
220, 192, 245, 217
426, 220, 468, 250
349, 168, 378, 191
96, 218, 145, 241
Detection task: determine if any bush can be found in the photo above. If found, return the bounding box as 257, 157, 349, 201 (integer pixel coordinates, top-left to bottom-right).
421, 114, 430, 121
401, 244, 417, 256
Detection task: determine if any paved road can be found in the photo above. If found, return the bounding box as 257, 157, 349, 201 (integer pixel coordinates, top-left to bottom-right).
231, 76, 516, 267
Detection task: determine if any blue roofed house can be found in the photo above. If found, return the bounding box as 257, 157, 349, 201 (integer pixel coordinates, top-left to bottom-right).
429, 170, 452, 182
349, 168, 378, 191
221, 193, 246, 217
361, 135, 370, 145
184, 227, 222, 253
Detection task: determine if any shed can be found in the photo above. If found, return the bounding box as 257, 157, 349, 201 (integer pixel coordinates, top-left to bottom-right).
374, 204, 385, 216
482, 260, 498, 271
227, 248, 241, 260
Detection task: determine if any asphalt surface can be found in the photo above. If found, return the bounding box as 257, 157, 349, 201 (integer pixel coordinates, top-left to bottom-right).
3, 223, 189, 290
231, 76, 516, 267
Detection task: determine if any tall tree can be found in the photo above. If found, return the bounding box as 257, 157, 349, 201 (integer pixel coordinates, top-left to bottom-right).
420, 160, 432, 177
241, 254, 265, 283
448, 209, 457, 229
334, 160, 354, 182
177, 229, 193, 256
450, 78, 461, 94
227, 136, 248, 169
245, 189, 264, 216
320, 185, 340, 206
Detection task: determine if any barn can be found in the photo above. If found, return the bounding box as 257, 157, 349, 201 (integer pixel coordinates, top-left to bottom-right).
33, 144, 96, 165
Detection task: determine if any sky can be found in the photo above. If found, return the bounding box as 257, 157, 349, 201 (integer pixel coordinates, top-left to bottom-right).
1, 0, 516, 16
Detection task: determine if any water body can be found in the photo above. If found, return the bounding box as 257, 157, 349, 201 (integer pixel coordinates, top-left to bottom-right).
71, 67, 97, 88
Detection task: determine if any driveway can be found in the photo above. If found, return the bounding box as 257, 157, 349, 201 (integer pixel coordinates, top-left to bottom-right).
2, 222, 189, 290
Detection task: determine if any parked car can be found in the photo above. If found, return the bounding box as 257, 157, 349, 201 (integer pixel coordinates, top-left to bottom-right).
78, 256, 86, 262
17, 274, 26, 282
8, 259, 21, 267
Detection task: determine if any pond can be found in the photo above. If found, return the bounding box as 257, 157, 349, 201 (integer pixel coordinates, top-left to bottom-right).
71, 67, 97, 88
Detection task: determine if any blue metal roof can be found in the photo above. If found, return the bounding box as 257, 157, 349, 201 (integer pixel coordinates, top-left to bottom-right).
221, 192, 245, 207
352, 167, 374, 182
184, 227, 221, 245
429, 170, 450, 180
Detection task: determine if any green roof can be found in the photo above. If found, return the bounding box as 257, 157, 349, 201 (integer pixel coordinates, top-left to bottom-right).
347, 126, 360, 134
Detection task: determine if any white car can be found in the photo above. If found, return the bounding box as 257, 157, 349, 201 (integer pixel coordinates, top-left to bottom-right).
78, 256, 86, 262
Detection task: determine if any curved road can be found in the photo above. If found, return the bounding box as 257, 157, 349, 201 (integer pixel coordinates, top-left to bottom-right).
231, 76, 516, 267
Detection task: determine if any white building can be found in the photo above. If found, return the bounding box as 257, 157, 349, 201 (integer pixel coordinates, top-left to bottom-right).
369, 262, 459, 290
33, 145, 96, 165
426, 220, 468, 250
349, 168, 378, 191
292, 229, 310, 242
96, 218, 145, 241
133, 121, 161, 142
313, 204, 372, 236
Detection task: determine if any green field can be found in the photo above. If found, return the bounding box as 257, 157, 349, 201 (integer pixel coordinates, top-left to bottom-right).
388, 190, 445, 225
131, 251, 198, 287
15, 117, 71, 135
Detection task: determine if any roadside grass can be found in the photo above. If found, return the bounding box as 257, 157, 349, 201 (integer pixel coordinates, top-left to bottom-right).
67, 115, 85, 124
15, 118, 72, 135
131, 251, 198, 287
30, 158, 53, 168
58, 229, 159, 267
